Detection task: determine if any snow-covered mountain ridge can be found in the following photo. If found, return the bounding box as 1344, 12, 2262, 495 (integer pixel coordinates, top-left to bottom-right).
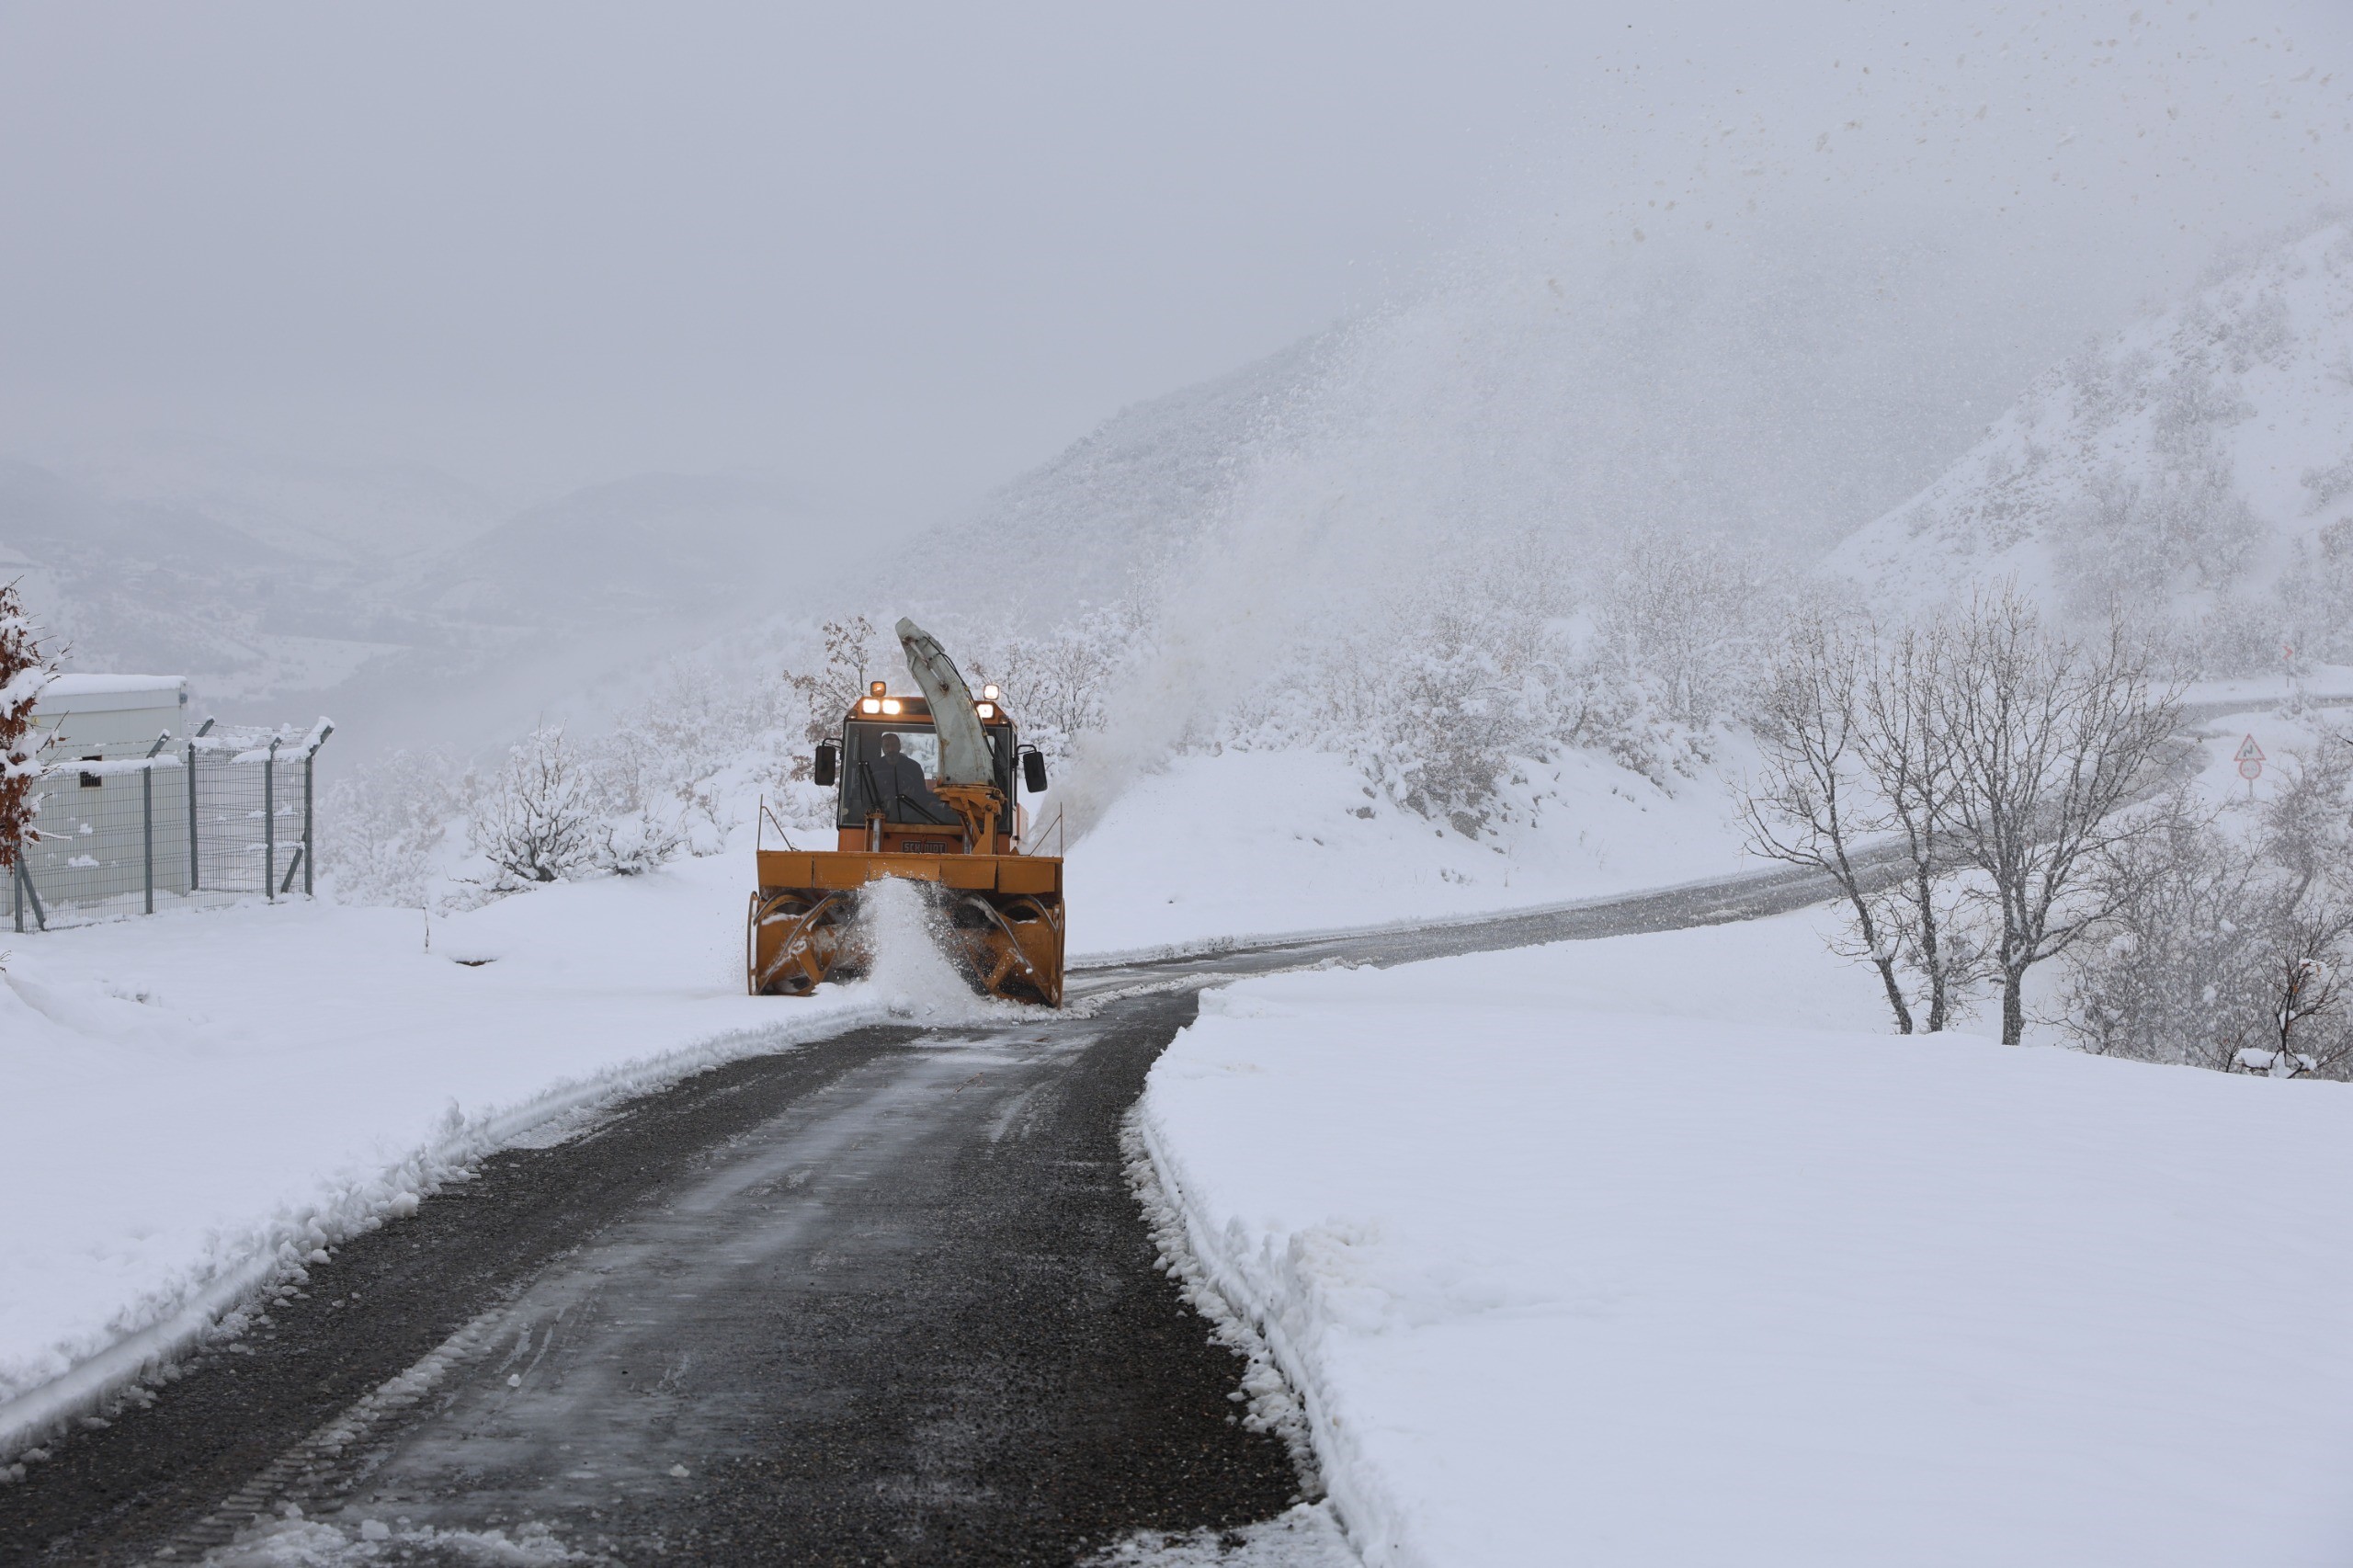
925, 333, 1341, 625
0, 450, 861, 748
1828, 219, 2353, 672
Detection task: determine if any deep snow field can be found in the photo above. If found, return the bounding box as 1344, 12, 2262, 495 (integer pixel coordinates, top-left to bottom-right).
1132, 912, 2353, 1567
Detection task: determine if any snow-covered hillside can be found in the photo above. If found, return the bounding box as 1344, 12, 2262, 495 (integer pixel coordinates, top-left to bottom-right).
937, 335, 1342, 624
0, 447, 880, 756
931, 211, 2097, 642
405, 472, 842, 627
1829, 219, 2353, 673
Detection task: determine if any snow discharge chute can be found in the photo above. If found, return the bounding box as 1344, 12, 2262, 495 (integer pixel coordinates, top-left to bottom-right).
896, 618, 994, 787
745, 617, 1063, 1006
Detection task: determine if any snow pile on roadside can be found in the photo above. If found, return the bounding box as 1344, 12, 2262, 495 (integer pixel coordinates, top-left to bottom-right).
1135, 916, 2353, 1566
0, 847, 885, 1459
212, 1512, 585, 1566
1087, 1504, 1359, 1567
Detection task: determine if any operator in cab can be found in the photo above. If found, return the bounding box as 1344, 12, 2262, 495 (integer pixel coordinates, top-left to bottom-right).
875, 732, 949, 823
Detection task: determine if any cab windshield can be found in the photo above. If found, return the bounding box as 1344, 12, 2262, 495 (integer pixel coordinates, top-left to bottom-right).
837, 720, 1021, 832
838, 722, 954, 827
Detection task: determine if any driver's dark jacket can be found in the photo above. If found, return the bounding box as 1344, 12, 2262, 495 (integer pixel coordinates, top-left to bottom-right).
874, 752, 948, 821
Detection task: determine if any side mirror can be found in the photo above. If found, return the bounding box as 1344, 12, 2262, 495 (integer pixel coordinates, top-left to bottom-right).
813, 743, 839, 788
1021, 749, 1048, 793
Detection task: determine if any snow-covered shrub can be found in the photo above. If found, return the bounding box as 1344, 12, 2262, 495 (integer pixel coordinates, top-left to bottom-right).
1343, 609, 1537, 837
595, 806, 687, 876
2304, 455, 2353, 515
0, 581, 59, 868
318, 747, 466, 908
2279, 519, 2353, 666
1593, 527, 1777, 733
2062, 795, 2271, 1069
467, 725, 608, 888
2056, 461, 2264, 629
963, 605, 1149, 770
2064, 745, 2353, 1079
1288, 570, 1713, 838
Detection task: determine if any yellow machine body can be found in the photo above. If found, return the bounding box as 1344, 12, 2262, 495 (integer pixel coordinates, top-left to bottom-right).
747, 690, 1064, 1006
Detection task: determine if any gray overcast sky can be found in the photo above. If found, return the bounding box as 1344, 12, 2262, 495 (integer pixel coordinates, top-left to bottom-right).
2, 2, 2347, 521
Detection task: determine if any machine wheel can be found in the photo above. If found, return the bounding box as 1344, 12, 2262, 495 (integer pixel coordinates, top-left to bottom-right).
999, 893, 1066, 1006
748, 889, 854, 995
952, 892, 1065, 1006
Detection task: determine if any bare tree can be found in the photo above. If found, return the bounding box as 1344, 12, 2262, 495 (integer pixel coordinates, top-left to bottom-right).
0, 580, 59, 871
804, 615, 880, 741
1938, 591, 2182, 1045
2236, 915, 2353, 1078
1743, 612, 1922, 1031
2065, 744, 2353, 1078
1745, 610, 1986, 1034
1854, 620, 1980, 1032
2233, 743, 2353, 1078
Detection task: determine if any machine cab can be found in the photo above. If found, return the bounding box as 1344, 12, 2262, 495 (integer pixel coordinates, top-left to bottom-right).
815, 682, 1047, 855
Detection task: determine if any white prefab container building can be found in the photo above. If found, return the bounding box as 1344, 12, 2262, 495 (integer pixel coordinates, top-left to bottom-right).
33, 674, 189, 753
26, 675, 194, 910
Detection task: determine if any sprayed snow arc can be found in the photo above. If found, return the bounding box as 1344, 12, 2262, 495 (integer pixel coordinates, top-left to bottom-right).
856, 872, 1007, 1024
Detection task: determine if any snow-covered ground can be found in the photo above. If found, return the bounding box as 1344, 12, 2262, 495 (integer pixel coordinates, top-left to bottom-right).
0, 731, 1758, 1458
1064, 748, 1752, 959
1133, 914, 2353, 1566
0, 850, 929, 1454
2, 680, 2332, 1491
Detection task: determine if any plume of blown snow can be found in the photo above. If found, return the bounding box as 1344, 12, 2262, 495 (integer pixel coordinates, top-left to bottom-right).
855, 876, 998, 1023
1051, 4, 2353, 830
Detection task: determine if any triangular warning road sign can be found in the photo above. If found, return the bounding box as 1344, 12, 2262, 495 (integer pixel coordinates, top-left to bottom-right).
2235, 734, 2266, 764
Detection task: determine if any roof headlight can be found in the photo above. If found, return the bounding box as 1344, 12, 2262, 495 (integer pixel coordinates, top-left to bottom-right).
975, 701, 995, 719
982, 683, 1001, 700
881, 698, 902, 715
859, 698, 882, 714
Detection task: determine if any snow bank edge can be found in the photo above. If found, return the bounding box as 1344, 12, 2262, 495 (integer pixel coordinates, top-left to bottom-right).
1125, 1088, 1399, 1568
0, 997, 894, 1467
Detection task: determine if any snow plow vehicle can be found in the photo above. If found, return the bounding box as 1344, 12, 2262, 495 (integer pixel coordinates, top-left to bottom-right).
747, 619, 1063, 1005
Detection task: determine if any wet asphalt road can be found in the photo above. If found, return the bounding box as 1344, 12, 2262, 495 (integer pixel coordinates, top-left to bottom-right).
7, 855, 1872, 1566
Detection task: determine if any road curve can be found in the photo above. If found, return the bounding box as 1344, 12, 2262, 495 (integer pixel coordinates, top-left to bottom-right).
6, 858, 1862, 1566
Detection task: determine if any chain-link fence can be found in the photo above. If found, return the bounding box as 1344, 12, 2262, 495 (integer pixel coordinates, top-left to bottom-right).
10, 720, 332, 932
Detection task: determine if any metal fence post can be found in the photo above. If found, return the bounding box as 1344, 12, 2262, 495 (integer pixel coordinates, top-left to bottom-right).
188, 718, 213, 893
142, 730, 169, 915
301, 722, 333, 898
10, 846, 19, 935
304, 753, 315, 896
265, 737, 280, 904
13, 856, 43, 933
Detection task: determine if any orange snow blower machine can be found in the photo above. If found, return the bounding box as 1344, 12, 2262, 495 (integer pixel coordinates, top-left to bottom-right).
747, 619, 1063, 1005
